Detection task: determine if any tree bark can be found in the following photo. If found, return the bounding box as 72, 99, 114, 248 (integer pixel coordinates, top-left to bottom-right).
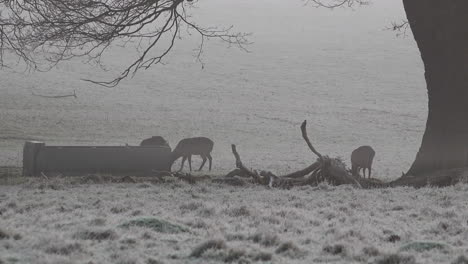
403, 0, 468, 176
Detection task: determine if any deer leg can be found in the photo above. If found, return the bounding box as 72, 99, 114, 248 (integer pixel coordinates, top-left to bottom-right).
179, 156, 187, 172
207, 154, 212, 171
188, 155, 192, 172
368, 167, 372, 179
356, 166, 362, 178
198, 155, 207, 171
351, 164, 358, 177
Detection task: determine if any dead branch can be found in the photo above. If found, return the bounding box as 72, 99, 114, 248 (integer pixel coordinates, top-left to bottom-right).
223, 121, 369, 188
301, 120, 323, 161
172, 172, 211, 184
225, 168, 251, 178
212, 177, 248, 186
32, 90, 77, 99
280, 161, 321, 178
306, 0, 369, 9
231, 144, 264, 183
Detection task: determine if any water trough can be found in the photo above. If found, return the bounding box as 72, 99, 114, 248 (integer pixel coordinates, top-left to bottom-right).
22, 141, 172, 176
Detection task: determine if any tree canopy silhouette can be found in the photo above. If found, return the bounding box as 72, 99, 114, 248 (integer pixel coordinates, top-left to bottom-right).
0, 0, 248, 86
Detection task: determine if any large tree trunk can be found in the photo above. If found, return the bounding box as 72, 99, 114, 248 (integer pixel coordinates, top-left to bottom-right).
403, 0, 468, 176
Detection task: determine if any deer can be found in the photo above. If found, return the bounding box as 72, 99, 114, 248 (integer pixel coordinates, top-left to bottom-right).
140, 136, 171, 149
351, 145, 375, 179
170, 137, 214, 172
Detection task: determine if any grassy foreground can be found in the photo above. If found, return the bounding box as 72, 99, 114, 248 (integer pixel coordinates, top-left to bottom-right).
1, 171, 468, 264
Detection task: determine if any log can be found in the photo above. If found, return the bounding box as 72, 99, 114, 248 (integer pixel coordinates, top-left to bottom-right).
280, 161, 321, 178
231, 144, 264, 184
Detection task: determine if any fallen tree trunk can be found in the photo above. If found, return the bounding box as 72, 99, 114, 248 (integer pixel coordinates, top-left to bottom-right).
222, 120, 467, 189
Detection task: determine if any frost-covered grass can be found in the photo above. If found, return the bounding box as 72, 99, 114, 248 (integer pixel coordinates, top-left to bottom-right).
1, 176, 467, 263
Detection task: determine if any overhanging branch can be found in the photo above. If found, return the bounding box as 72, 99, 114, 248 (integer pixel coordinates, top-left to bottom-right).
0, 0, 250, 86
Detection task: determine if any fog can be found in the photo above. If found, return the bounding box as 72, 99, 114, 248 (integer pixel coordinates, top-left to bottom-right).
0, 0, 426, 178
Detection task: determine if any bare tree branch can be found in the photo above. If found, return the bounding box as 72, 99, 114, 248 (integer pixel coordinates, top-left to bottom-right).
300, 120, 323, 161
32, 89, 77, 99
0, 0, 250, 86
306, 0, 369, 8
387, 20, 410, 37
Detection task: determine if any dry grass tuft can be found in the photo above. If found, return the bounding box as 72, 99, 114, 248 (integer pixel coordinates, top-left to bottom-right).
197, 207, 216, 217
251, 251, 273, 261
73, 229, 117, 241
386, 234, 401, 243
118, 176, 137, 183
89, 218, 106, 226
79, 174, 106, 184
45, 243, 83, 255
224, 248, 246, 262
451, 255, 468, 264
120, 218, 189, 233
146, 258, 164, 264
225, 233, 246, 241
179, 202, 203, 212
190, 239, 227, 258
120, 238, 137, 245
0, 229, 11, 240
185, 218, 208, 229
275, 241, 305, 258
362, 246, 381, 257
323, 244, 346, 256
226, 205, 251, 217
110, 206, 129, 214
375, 254, 416, 264
249, 232, 280, 247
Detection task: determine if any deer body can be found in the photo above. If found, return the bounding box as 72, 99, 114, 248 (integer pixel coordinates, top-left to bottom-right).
171, 137, 214, 172
140, 136, 171, 149
351, 145, 375, 178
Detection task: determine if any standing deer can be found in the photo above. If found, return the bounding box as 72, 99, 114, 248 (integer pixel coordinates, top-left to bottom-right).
170, 137, 214, 172
351, 145, 375, 178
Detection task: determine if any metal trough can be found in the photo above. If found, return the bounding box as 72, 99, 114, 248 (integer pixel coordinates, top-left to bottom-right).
22, 141, 172, 176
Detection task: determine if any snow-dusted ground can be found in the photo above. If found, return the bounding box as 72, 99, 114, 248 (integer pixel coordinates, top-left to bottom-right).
1, 177, 468, 264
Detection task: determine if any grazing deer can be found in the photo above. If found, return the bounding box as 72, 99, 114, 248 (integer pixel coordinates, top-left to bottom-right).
140, 136, 171, 149
351, 145, 375, 178
170, 137, 214, 172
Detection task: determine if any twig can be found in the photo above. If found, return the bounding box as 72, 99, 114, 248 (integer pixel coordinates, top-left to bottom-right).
32, 90, 77, 99
40, 172, 49, 180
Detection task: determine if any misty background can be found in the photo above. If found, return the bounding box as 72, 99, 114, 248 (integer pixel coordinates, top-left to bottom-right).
0, 0, 425, 179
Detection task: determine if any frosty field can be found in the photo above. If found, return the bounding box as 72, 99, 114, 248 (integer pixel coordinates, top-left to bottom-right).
2, 0, 465, 263
1, 176, 468, 264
